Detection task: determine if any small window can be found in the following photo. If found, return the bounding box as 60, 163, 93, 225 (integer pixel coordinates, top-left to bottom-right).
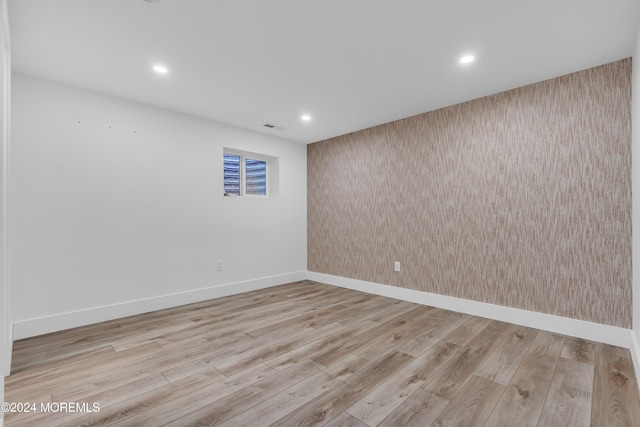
223, 154, 241, 196
244, 159, 267, 195
223, 150, 270, 197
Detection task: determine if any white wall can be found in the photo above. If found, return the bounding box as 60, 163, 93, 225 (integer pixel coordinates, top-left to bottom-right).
9, 73, 307, 338
0, 0, 9, 422
632, 24, 640, 382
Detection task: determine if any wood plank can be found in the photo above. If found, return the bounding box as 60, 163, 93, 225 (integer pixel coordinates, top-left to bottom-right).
323, 412, 369, 427
56, 365, 240, 427
337, 294, 411, 325
11, 331, 120, 374
218, 371, 343, 427
5, 345, 116, 386
591, 345, 640, 427
164, 359, 325, 426
354, 306, 442, 361
475, 325, 538, 385
397, 311, 469, 357
430, 375, 504, 427
6, 373, 170, 427
421, 326, 506, 400
485, 331, 565, 426
245, 293, 376, 339
443, 316, 492, 346
265, 320, 378, 371
8, 342, 165, 402
538, 357, 593, 427
185, 286, 341, 332
377, 389, 449, 427
270, 351, 415, 426
103, 364, 275, 427
214, 322, 344, 376
110, 318, 197, 352
51, 341, 226, 402
1, 393, 52, 426
346, 341, 465, 426
342, 299, 420, 326
561, 337, 596, 365
596, 343, 632, 359
324, 354, 370, 381
310, 306, 433, 366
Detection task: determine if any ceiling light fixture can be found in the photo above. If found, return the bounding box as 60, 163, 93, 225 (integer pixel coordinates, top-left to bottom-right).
153, 65, 168, 74
459, 55, 475, 64
301, 115, 311, 122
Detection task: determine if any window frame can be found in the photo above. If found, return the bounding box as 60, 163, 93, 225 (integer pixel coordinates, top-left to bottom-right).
223, 148, 271, 198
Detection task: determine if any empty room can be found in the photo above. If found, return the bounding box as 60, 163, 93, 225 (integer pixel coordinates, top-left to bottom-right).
2, 0, 640, 426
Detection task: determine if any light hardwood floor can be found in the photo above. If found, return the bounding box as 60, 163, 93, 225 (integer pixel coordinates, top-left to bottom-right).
4, 280, 640, 426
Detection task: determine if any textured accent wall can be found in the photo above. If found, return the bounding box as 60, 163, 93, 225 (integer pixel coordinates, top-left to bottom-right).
308, 59, 632, 328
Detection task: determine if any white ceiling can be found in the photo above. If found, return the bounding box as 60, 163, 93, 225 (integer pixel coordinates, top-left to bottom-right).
8, 0, 640, 144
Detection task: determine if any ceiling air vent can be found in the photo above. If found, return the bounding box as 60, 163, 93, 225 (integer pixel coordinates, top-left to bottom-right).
263, 123, 287, 131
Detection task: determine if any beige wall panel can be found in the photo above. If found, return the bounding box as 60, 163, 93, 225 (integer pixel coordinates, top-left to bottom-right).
308, 59, 632, 328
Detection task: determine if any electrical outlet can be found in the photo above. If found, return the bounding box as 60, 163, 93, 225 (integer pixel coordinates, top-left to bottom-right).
216, 260, 223, 271
394, 261, 401, 272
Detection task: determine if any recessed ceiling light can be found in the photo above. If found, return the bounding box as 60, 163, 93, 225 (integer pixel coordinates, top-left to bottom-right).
301, 115, 311, 122
153, 65, 168, 74
459, 55, 475, 64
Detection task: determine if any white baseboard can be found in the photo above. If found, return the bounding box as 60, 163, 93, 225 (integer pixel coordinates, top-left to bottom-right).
0, 375, 3, 427
12, 271, 306, 340
307, 271, 631, 348
629, 331, 640, 392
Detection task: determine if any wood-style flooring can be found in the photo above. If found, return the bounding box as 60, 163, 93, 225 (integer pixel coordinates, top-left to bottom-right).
5, 280, 640, 426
